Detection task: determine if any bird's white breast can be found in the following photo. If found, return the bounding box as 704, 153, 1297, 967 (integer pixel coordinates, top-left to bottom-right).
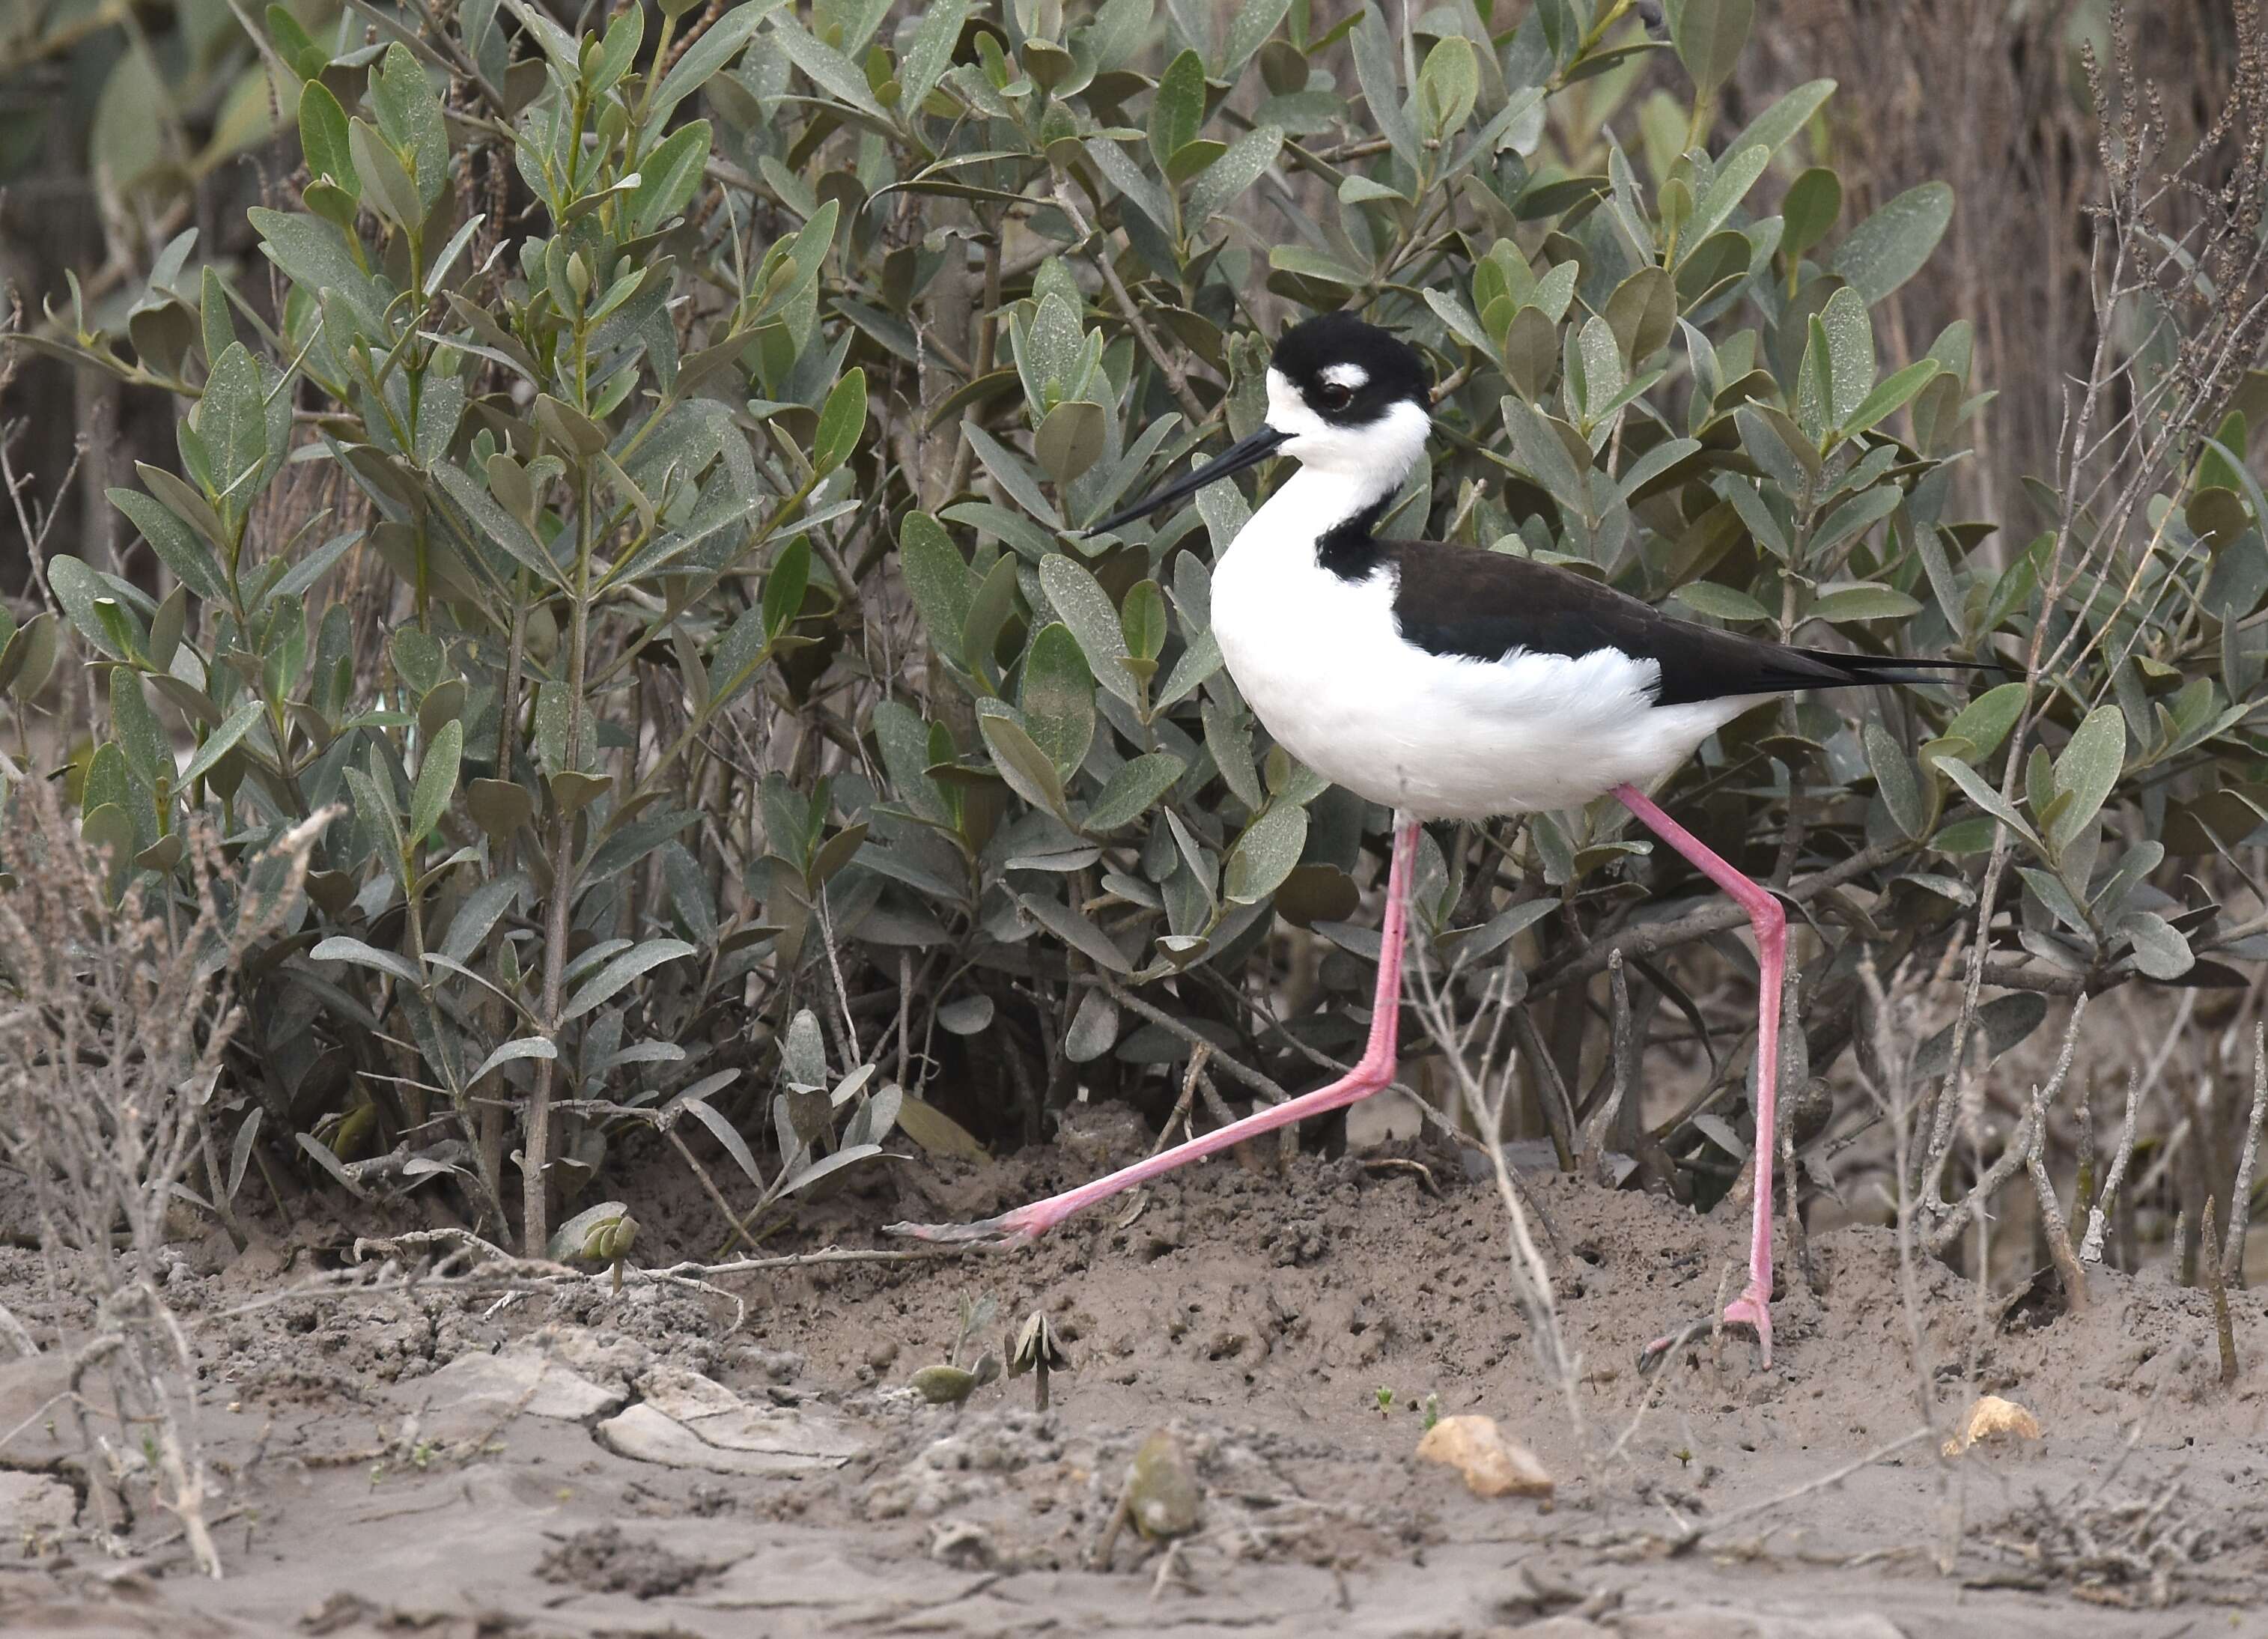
1210, 472, 1761, 821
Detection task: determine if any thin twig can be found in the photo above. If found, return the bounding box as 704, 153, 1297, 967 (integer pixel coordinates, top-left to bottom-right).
2222, 1024, 2265, 1286
2081, 1068, 2143, 1265
1050, 177, 1212, 428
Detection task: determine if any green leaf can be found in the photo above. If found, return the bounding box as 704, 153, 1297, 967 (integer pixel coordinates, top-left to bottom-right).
433, 460, 558, 585
1065, 988, 1119, 1063
1223, 803, 1308, 904
764, 536, 811, 640
249, 207, 391, 340
1039, 553, 1138, 704
349, 118, 416, 230
1842, 359, 1939, 437
1189, 124, 1283, 223
1817, 286, 1874, 424
1725, 79, 1835, 166
265, 4, 325, 78
1864, 720, 1927, 840
1416, 37, 1478, 139
1808, 582, 1920, 623
899, 0, 973, 111
900, 511, 977, 665
1083, 136, 1174, 232
410, 717, 463, 842
1149, 49, 1208, 168
1831, 182, 1954, 304
1781, 166, 1841, 260
1170, 630, 1224, 707
1912, 992, 2049, 1078
562, 938, 698, 1020
589, 2, 644, 91
298, 81, 356, 196
627, 120, 711, 235
1670, 0, 1754, 96
2118, 911, 2193, 981
1810, 484, 1902, 556
961, 422, 1062, 525
1930, 752, 2040, 848
1020, 624, 1095, 780
199, 342, 273, 514
371, 43, 448, 207
1721, 477, 1787, 560
980, 710, 1069, 819
1350, 4, 1418, 171
1119, 578, 1167, 662
179, 699, 266, 791
109, 671, 168, 788
473, 1036, 557, 1084
109, 487, 228, 601
813, 368, 868, 475
1942, 683, 2028, 761
960, 554, 1018, 679
651, 0, 777, 124
49, 556, 124, 659
2050, 702, 2125, 851
1224, 0, 1292, 73
1685, 143, 1768, 249
1033, 401, 1108, 485
345, 761, 409, 878
1017, 890, 1132, 972
1203, 699, 1263, 809
1575, 314, 1625, 421
1, 615, 60, 704
466, 779, 535, 842
311, 934, 425, 988
1166, 138, 1228, 183
1266, 243, 1366, 289
1084, 752, 1185, 832
1670, 580, 1771, 622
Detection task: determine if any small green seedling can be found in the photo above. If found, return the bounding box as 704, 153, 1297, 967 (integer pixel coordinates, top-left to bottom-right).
548, 1200, 639, 1291
1006, 1310, 1073, 1411
909, 1351, 999, 1405
1374, 1386, 1395, 1416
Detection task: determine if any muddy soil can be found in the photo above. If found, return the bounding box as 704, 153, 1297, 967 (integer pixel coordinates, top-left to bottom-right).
3, 1120, 2265, 1638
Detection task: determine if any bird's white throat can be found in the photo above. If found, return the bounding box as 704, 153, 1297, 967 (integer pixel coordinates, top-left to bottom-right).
1259, 370, 1431, 525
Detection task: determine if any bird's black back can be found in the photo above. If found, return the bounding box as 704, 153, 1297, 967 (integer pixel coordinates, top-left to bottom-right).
1381, 538, 1980, 706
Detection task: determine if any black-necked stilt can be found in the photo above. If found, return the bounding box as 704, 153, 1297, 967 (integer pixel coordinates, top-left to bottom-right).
893, 313, 1981, 1369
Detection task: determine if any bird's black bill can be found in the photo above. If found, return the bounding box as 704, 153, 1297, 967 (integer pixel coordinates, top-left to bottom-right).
1083, 425, 1289, 536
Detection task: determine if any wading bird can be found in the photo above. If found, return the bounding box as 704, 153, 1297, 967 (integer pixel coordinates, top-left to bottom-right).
892, 313, 1981, 1367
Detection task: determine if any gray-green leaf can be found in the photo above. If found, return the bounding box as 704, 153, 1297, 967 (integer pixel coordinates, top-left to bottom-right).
1831, 182, 1955, 305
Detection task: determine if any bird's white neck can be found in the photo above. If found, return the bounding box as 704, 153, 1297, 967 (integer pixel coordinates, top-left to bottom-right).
1232, 463, 1405, 571
1235, 391, 1432, 566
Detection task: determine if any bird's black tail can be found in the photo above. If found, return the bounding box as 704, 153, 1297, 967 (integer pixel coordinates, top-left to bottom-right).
1796, 650, 2004, 690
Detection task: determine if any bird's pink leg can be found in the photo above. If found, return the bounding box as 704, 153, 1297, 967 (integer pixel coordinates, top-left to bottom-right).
887, 817, 1423, 1245
1614, 784, 1786, 1369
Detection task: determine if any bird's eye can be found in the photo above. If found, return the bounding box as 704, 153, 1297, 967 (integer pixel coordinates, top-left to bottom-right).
1316, 381, 1354, 411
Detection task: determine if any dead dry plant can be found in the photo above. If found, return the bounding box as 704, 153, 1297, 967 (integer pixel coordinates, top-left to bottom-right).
1404, 925, 1581, 1438
0, 776, 327, 1575
1920, 1, 2268, 1226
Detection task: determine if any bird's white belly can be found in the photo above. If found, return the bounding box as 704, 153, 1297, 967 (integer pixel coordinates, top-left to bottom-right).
1211, 528, 1760, 821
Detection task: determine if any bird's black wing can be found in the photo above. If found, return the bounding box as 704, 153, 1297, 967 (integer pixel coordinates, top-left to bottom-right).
1387, 539, 1980, 707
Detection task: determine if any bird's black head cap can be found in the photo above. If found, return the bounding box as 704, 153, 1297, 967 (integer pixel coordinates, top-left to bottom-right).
1269, 312, 1431, 428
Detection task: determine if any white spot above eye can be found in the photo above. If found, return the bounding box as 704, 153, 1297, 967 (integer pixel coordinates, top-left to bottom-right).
1321, 362, 1369, 391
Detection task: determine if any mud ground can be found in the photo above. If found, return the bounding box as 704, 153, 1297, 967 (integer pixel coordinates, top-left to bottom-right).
3, 1116, 2264, 1638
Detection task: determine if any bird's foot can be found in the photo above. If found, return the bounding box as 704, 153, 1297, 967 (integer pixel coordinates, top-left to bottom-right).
1638, 1285, 1773, 1373
881, 1206, 1045, 1247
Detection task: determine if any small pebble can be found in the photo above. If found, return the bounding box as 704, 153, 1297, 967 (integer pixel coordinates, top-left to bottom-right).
1943, 1393, 2043, 1456
1416, 1414, 1555, 1500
